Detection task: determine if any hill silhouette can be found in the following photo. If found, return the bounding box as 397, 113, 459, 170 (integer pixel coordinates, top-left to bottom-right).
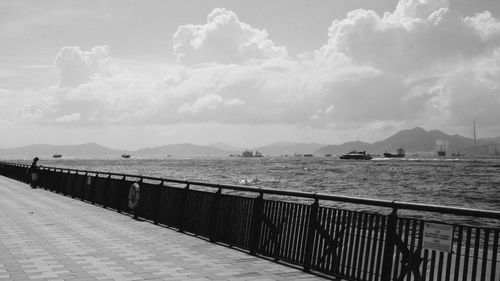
316, 127, 496, 156
0, 143, 130, 159
1, 127, 499, 158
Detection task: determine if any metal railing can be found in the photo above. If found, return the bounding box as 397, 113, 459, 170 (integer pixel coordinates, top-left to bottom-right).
0, 161, 499, 281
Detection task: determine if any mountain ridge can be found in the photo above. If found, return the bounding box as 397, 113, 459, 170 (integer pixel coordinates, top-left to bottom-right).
1, 127, 499, 158
0, 143, 131, 158
317, 127, 497, 156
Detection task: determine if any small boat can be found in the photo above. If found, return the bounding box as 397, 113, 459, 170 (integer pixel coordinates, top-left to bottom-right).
303, 154, 313, 157
339, 151, 372, 160
121, 154, 131, 158
384, 148, 405, 158
52, 154, 62, 158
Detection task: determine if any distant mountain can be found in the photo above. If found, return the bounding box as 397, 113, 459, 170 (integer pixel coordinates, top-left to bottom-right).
135, 143, 234, 157
0, 143, 130, 159
460, 143, 500, 155
2, 128, 499, 159
0, 143, 234, 159
370, 127, 479, 153
481, 136, 500, 144
316, 127, 496, 156
252, 142, 326, 156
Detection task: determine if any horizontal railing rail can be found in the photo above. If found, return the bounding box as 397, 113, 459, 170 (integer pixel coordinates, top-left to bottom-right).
5, 161, 499, 218
1, 161, 499, 281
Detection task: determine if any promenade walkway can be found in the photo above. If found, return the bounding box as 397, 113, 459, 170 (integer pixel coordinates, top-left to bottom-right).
0, 176, 331, 281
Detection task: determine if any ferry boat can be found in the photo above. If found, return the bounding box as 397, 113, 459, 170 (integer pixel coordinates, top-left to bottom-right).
52, 154, 62, 158
339, 151, 372, 160
121, 154, 131, 158
384, 148, 405, 158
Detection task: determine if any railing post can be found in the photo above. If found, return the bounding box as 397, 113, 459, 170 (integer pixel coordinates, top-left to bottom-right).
381, 206, 398, 281
46, 168, 52, 190
153, 180, 163, 225
303, 197, 319, 272
52, 169, 58, 192
209, 187, 222, 243
250, 191, 264, 255
41, 168, 48, 190
38, 168, 44, 189
178, 184, 190, 233
53, 169, 58, 193
69, 172, 76, 199
66, 171, 72, 195
46, 169, 52, 191
59, 171, 67, 195
24, 164, 30, 183
90, 173, 98, 205
80, 172, 87, 201
117, 176, 126, 214
103, 174, 111, 209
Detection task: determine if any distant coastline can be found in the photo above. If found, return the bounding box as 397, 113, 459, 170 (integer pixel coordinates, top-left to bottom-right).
1, 127, 499, 158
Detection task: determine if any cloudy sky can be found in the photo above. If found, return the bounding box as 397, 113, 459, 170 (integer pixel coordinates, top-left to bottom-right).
1, 0, 500, 149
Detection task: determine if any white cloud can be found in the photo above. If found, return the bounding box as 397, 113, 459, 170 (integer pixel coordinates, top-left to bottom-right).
4, 2, 500, 143
55, 112, 81, 123
305, 0, 500, 131
54, 45, 111, 88
438, 49, 500, 126
393, 0, 449, 19
178, 94, 224, 114
465, 11, 500, 43
318, 0, 488, 75
173, 8, 288, 64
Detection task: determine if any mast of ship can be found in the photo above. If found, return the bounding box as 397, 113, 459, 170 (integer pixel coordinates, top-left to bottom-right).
473, 120, 477, 159
474, 120, 477, 148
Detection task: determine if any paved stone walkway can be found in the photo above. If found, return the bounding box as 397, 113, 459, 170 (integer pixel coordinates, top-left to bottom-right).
0, 176, 332, 281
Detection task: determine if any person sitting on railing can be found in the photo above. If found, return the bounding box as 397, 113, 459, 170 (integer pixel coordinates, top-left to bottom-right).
29, 157, 39, 188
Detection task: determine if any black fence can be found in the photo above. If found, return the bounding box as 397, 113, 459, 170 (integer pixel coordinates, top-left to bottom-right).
0, 161, 499, 281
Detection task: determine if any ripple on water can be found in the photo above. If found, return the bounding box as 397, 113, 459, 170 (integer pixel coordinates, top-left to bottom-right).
39, 157, 500, 219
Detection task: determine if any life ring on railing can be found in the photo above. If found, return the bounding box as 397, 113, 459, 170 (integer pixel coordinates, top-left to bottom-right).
128, 182, 140, 210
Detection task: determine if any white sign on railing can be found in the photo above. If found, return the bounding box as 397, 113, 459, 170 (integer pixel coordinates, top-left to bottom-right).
423, 222, 453, 252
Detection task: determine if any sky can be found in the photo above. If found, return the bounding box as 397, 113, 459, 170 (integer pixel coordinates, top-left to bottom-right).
1, 0, 500, 150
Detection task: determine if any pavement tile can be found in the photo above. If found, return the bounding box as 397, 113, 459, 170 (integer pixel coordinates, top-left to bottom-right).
0, 176, 332, 281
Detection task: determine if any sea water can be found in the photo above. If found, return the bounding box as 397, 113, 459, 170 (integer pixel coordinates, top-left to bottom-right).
37, 156, 499, 213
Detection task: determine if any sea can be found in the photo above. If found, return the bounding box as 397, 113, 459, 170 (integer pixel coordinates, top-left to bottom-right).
21, 156, 500, 226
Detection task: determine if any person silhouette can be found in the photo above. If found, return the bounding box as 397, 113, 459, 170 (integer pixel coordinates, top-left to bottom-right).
29, 157, 39, 188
